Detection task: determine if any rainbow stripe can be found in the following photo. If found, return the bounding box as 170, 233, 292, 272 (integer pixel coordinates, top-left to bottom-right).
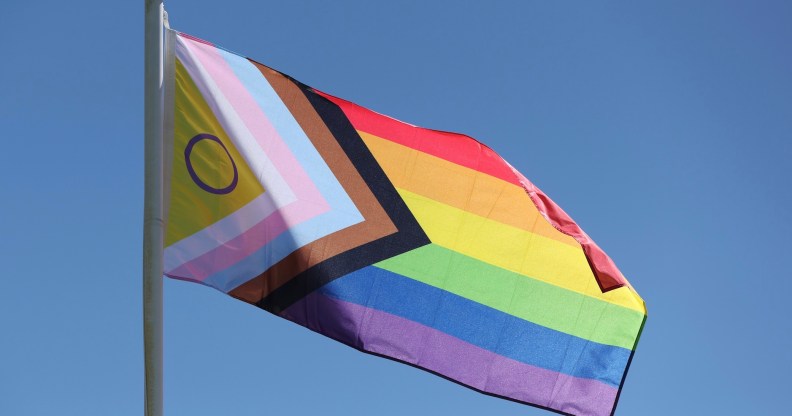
165, 30, 646, 416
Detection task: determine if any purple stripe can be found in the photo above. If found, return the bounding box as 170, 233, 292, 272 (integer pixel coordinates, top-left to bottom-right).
282, 292, 618, 416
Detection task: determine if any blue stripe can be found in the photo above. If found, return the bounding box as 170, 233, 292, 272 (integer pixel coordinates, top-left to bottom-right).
319, 266, 631, 387
217, 49, 360, 219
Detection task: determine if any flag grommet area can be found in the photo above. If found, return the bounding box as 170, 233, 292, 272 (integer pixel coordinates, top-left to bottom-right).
162, 29, 646, 416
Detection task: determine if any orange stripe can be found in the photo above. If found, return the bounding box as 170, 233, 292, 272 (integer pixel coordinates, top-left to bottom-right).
360, 131, 579, 248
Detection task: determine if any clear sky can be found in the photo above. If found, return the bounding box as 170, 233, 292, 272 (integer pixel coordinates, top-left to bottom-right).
2, 1, 791, 415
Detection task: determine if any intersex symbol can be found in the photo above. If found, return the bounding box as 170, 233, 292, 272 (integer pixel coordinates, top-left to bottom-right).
184, 133, 239, 195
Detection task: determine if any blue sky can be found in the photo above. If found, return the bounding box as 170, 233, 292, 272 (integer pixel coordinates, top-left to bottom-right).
2, 1, 791, 415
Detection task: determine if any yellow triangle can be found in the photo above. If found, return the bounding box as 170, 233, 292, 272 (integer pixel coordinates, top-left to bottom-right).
166, 60, 265, 247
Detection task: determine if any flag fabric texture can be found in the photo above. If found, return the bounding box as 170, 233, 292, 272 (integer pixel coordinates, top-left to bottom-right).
164, 30, 646, 416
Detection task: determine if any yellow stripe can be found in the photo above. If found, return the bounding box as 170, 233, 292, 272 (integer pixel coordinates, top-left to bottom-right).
399, 189, 645, 313
360, 131, 578, 248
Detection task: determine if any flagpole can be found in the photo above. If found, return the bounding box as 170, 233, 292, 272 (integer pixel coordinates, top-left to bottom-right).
143, 1, 165, 415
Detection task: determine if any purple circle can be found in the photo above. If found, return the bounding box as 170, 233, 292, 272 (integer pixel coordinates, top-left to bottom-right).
184, 133, 238, 195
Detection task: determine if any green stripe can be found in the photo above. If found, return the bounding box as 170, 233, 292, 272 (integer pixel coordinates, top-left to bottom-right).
375, 244, 644, 349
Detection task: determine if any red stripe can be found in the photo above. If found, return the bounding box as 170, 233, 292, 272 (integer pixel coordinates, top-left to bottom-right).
316, 91, 523, 186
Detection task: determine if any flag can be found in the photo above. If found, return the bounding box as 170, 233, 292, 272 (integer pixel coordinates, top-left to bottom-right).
163, 30, 646, 416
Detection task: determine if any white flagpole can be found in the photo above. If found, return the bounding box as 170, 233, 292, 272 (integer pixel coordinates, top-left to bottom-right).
143, 0, 164, 415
